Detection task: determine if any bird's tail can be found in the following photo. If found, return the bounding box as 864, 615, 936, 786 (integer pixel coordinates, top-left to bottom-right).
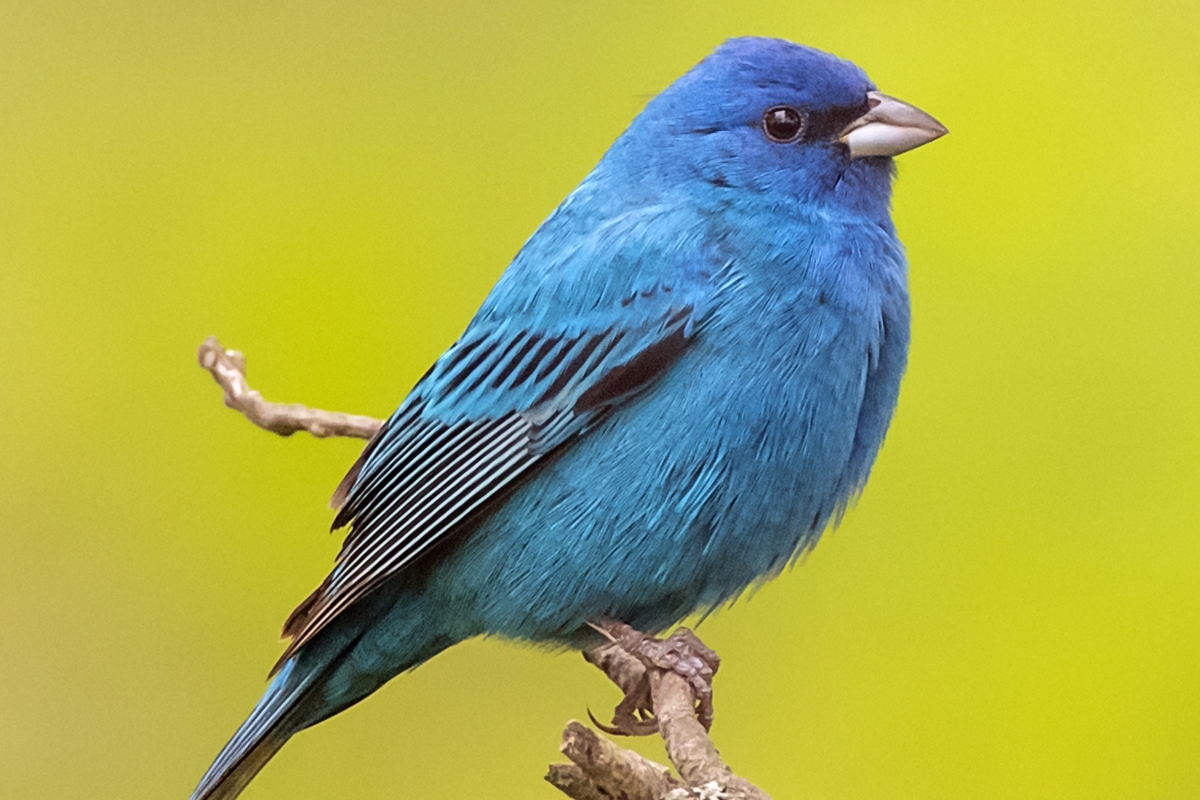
189, 657, 316, 800
190, 587, 453, 800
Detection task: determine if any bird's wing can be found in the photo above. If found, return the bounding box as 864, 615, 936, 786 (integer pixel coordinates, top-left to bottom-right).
276, 260, 719, 666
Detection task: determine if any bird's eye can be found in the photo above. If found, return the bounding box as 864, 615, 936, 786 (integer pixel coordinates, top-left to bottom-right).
762, 105, 806, 143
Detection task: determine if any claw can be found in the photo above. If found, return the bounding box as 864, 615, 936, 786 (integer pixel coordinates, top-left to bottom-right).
587, 620, 617, 640
586, 631, 659, 736
587, 622, 722, 734
587, 707, 660, 737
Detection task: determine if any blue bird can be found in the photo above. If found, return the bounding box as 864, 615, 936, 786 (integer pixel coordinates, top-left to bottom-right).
191, 36, 945, 799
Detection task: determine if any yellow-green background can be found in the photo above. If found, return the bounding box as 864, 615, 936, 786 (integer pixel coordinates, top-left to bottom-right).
2, 1, 1197, 798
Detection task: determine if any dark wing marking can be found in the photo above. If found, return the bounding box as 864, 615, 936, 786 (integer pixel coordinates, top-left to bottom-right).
275, 304, 698, 668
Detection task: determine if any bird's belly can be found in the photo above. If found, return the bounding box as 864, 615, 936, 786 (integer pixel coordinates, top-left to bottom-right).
425, 328, 873, 645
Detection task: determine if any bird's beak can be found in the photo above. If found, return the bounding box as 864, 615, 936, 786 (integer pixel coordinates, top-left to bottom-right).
839, 91, 947, 158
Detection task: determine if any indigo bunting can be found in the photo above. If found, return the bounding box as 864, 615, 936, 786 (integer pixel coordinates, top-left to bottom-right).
192, 36, 945, 799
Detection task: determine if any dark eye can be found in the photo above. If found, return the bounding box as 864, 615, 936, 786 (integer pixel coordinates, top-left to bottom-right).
762, 105, 806, 143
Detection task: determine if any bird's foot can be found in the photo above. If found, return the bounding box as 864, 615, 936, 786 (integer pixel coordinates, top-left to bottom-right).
587, 622, 721, 736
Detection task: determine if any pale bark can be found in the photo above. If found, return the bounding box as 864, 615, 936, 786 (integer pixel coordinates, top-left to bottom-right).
197, 336, 382, 439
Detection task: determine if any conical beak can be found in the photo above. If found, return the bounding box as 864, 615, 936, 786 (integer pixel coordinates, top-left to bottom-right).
839, 91, 947, 158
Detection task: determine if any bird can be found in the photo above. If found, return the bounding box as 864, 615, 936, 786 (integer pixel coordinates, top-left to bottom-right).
190, 36, 946, 800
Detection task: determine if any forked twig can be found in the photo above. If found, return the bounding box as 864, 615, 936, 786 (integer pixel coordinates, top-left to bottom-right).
553, 639, 770, 800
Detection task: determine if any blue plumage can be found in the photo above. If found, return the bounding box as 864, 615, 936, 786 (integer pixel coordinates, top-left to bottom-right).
192, 36, 944, 799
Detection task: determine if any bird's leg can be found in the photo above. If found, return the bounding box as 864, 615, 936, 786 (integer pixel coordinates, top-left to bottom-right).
583, 630, 658, 736
585, 622, 721, 736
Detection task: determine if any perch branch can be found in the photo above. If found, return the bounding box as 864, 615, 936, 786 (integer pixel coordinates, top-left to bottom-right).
197, 336, 383, 439
194, 338, 769, 799
651, 668, 767, 798
550, 721, 680, 800
548, 636, 770, 800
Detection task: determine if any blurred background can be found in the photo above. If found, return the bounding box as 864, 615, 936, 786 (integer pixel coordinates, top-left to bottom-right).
1, 1, 1197, 798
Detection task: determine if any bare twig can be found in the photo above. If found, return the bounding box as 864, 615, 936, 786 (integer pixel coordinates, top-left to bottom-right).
650, 668, 767, 799
553, 721, 680, 800
194, 338, 769, 799
546, 633, 771, 800
197, 336, 383, 439
546, 763, 609, 800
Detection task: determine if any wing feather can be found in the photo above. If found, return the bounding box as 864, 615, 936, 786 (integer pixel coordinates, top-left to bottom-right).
276, 276, 716, 667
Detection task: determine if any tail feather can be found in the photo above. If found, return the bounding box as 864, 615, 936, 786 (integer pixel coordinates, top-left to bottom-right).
189, 729, 288, 800
191, 586, 447, 800
189, 659, 313, 800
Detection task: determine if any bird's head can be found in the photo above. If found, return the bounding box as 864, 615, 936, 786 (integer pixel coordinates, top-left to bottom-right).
609, 37, 946, 217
